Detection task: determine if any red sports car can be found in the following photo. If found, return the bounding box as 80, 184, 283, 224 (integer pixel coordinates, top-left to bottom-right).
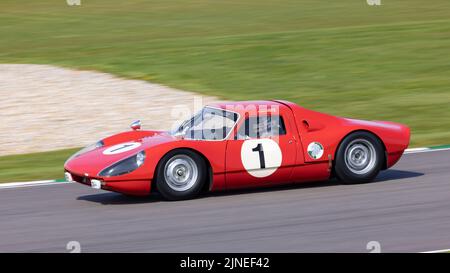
64, 100, 410, 200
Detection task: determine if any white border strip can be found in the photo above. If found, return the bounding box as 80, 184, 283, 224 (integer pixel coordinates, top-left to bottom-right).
421, 248, 450, 253
0, 180, 72, 189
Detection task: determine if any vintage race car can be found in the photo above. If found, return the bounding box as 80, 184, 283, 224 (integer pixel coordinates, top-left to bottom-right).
64, 100, 410, 200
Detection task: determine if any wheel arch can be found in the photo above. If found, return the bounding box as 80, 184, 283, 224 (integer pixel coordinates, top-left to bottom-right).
334, 129, 388, 171
151, 147, 213, 193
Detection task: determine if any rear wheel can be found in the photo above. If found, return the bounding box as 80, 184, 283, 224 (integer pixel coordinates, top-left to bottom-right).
155, 149, 207, 200
335, 131, 384, 184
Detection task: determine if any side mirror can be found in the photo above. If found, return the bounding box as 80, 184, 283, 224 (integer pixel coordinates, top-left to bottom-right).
130, 120, 141, 131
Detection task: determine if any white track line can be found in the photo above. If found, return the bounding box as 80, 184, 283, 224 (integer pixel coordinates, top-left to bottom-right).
0, 180, 72, 189
404, 147, 450, 154
404, 148, 429, 153
421, 248, 450, 253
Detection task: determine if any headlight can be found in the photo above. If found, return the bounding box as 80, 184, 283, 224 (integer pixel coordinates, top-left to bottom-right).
66, 140, 104, 163
98, 151, 146, 177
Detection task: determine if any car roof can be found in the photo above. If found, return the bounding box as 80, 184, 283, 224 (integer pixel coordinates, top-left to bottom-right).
207, 100, 286, 116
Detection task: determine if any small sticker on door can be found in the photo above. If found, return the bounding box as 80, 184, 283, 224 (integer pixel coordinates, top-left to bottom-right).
307, 142, 324, 160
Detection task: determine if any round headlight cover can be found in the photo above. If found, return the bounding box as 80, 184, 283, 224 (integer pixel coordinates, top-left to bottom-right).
99, 151, 146, 177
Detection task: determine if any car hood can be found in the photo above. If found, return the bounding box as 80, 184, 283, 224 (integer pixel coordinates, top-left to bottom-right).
64, 130, 175, 177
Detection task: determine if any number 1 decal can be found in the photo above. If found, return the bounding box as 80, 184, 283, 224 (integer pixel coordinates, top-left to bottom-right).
252, 143, 266, 169
109, 143, 135, 153
241, 139, 282, 178
103, 142, 141, 155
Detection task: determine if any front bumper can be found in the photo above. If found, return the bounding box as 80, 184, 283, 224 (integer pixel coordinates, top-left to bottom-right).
65, 170, 151, 196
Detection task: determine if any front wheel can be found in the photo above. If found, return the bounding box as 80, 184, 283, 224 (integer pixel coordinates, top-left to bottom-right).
335, 131, 384, 184
155, 149, 207, 200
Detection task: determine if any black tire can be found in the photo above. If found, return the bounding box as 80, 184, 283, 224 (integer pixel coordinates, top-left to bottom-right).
334, 131, 384, 184
155, 149, 207, 200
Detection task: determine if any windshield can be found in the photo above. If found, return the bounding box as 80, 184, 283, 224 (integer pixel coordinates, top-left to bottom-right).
171, 107, 239, 140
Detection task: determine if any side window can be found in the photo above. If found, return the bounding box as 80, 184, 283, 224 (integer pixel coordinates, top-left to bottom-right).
236, 115, 286, 140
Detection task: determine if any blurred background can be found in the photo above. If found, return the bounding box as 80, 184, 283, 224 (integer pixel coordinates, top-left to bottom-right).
1, 0, 449, 182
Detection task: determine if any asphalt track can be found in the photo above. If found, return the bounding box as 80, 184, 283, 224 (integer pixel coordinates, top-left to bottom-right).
1, 150, 450, 253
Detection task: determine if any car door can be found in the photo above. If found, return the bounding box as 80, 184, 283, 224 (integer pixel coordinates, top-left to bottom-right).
225, 108, 297, 189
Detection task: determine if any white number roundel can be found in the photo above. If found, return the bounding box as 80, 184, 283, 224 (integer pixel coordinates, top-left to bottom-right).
240, 139, 282, 178
103, 142, 141, 155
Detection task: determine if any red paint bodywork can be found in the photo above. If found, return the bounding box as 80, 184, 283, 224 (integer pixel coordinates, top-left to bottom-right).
64, 100, 410, 196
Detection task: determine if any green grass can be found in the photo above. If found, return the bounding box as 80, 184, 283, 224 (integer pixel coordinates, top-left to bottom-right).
1, 0, 450, 182
0, 149, 79, 183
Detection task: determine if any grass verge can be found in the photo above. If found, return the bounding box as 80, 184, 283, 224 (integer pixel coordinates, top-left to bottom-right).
1, 0, 450, 147
0, 148, 79, 183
